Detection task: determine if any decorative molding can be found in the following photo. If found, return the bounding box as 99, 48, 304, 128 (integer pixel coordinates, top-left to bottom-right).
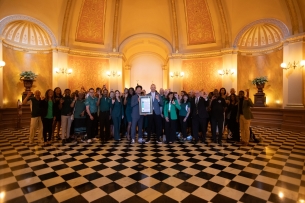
60, 0, 73, 46
75, 0, 107, 44
112, 0, 120, 50
284, 33, 305, 43
170, 0, 179, 51
284, 0, 299, 34
0, 14, 57, 46
184, 0, 216, 45
216, 0, 230, 48
233, 18, 290, 48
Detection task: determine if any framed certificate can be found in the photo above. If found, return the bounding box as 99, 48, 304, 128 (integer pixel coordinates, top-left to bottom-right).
139, 96, 152, 115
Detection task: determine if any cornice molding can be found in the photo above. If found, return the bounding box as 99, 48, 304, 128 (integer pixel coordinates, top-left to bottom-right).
2, 40, 52, 52
284, 33, 305, 43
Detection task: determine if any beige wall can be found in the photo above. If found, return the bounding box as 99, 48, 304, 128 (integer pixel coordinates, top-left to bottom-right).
237, 50, 283, 107
2, 45, 52, 107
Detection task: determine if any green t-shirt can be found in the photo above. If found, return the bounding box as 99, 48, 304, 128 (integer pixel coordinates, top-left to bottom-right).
45, 100, 53, 118
99, 96, 111, 112
61, 96, 73, 115
29, 97, 41, 118
179, 102, 190, 117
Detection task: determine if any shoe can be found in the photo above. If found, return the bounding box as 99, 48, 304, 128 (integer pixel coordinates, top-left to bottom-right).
145, 139, 150, 144
157, 137, 162, 144
73, 140, 78, 144
193, 139, 198, 144
236, 141, 244, 145
131, 139, 135, 144
81, 139, 86, 143
144, 132, 148, 136
242, 142, 249, 146
62, 139, 66, 146
200, 139, 206, 143
87, 139, 92, 143
218, 141, 222, 145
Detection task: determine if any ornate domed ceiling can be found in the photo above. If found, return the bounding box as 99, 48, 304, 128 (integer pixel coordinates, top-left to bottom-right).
238, 23, 283, 48
2, 20, 51, 48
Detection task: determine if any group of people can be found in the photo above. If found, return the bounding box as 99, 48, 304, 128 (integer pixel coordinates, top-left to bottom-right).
22, 84, 254, 147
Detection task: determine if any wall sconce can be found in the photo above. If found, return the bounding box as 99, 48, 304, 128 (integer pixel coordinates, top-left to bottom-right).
107, 71, 121, 77
170, 71, 184, 78
218, 69, 234, 76
280, 60, 305, 70
0, 61, 5, 68
54, 67, 72, 75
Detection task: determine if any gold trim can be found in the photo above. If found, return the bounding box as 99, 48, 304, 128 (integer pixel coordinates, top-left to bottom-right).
216, 0, 229, 48
60, 0, 73, 46
2, 40, 52, 51
170, 0, 179, 51
112, 0, 120, 50
75, 0, 107, 45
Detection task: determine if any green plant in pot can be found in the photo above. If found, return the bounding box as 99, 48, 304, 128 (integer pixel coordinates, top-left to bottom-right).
252, 76, 268, 94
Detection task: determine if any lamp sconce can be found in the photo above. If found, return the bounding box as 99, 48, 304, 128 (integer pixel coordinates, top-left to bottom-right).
170, 71, 184, 78
107, 71, 121, 77
0, 61, 5, 68
218, 69, 234, 76
54, 67, 72, 75
280, 60, 305, 70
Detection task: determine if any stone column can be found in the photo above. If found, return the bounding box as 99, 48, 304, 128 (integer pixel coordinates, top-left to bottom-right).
108, 53, 123, 91
0, 39, 3, 108
282, 36, 304, 108
221, 50, 238, 92
169, 54, 183, 92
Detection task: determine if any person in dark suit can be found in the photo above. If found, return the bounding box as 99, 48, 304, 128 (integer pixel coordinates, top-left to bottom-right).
210, 89, 227, 144
111, 90, 124, 142
191, 90, 209, 143
145, 84, 163, 143
130, 85, 144, 144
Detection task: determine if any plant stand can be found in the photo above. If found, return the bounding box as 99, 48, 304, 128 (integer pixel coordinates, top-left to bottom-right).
21, 79, 34, 101
254, 83, 266, 107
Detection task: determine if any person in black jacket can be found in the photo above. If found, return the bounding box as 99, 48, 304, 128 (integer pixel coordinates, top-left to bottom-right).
210, 89, 227, 144
40, 89, 56, 146
191, 90, 210, 144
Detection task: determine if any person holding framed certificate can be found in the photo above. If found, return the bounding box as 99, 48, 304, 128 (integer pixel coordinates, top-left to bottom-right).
163, 92, 181, 144
130, 85, 145, 144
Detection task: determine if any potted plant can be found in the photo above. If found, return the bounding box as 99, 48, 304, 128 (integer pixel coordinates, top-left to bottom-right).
252, 76, 268, 94
20, 71, 38, 94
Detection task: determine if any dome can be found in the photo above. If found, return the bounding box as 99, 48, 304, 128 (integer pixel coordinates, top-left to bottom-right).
238, 23, 283, 48
2, 20, 51, 48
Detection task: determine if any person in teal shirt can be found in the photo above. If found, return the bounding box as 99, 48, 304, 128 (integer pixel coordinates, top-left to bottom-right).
111, 90, 124, 141
164, 92, 181, 144
179, 94, 191, 141
85, 88, 99, 143
124, 87, 135, 141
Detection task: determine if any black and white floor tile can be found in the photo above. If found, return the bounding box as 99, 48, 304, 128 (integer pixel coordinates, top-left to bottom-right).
0, 127, 304, 203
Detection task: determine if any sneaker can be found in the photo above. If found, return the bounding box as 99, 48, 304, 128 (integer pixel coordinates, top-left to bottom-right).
131, 139, 135, 144
157, 137, 162, 144
138, 138, 144, 144
144, 131, 148, 136
73, 140, 78, 144
93, 138, 99, 141
87, 139, 92, 143
145, 139, 150, 144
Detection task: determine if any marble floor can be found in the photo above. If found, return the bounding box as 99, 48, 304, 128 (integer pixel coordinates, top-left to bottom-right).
0, 127, 304, 203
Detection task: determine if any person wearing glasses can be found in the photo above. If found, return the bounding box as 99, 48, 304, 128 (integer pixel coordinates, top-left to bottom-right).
85, 88, 99, 143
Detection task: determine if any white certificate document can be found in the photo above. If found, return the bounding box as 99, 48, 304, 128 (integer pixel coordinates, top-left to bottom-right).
141, 97, 151, 113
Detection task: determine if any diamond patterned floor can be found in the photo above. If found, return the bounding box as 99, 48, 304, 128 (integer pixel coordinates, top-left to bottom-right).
0, 127, 304, 203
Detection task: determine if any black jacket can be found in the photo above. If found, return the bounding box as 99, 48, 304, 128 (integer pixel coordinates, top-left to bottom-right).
191, 96, 210, 118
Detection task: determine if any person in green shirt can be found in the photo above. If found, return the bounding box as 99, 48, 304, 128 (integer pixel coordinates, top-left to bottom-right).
111, 90, 124, 141
179, 94, 191, 142
22, 90, 44, 144
85, 88, 99, 143
40, 89, 55, 146
164, 92, 181, 144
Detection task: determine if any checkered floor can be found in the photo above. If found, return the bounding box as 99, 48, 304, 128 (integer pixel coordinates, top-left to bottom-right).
0, 127, 304, 203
